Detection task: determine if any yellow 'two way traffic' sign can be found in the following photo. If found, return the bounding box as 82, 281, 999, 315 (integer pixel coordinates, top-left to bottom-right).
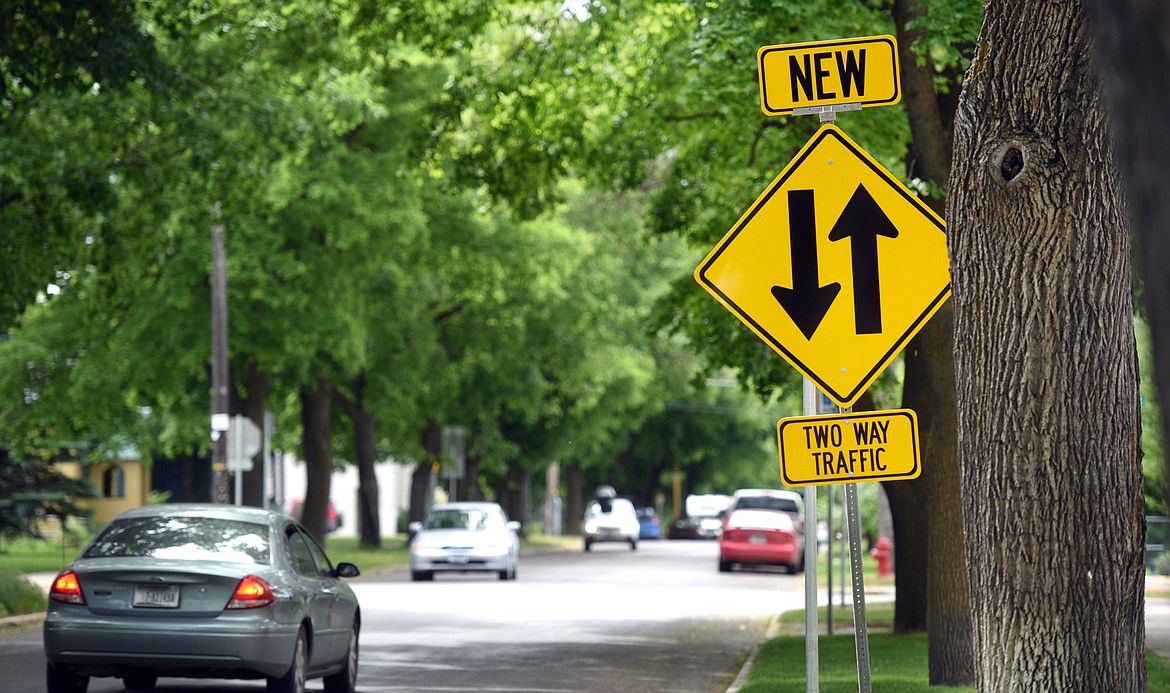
757, 35, 901, 116
694, 124, 950, 407
777, 409, 920, 487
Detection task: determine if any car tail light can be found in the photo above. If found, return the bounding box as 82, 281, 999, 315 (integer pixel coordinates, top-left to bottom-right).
226, 575, 276, 610
49, 570, 86, 605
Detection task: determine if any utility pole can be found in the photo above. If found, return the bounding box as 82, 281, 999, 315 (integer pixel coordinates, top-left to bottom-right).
210, 203, 231, 504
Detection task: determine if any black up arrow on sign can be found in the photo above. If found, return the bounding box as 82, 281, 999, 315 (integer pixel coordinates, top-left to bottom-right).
829, 184, 898, 334
771, 185, 897, 338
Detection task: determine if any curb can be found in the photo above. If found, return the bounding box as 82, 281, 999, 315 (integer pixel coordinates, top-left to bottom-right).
0, 611, 44, 630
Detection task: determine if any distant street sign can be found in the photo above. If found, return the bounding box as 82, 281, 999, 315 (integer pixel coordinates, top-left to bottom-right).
757, 35, 901, 116
777, 409, 920, 487
228, 415, 261, 473
694, 123, 949, 407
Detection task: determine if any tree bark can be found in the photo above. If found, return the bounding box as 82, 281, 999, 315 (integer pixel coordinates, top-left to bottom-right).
300, 378, 334, 546
565, 461, 582, 535
888, 5, 974, 684
333, 372, 381, 549
1084, 0, 1170, 512
949, 2, 1146, 690
410, 420, 440, 525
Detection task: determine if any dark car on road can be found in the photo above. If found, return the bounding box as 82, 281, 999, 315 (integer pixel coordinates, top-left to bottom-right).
43, 503, 361, 693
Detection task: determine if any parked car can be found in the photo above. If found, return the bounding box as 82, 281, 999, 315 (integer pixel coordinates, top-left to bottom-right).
583, 497, 640, 551
285, 497, 344, 533
726, 488, 805, 535
43, 503, 362, 693
718, 507, 804, 574
686, 493, 733, 539
636, 507, 662, 540
408, 501, 520, 581
668, 516, 701, 540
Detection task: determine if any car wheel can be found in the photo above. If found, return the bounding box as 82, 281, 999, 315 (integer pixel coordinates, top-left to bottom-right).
323, 620, 360, 693
122, 671, 158, 690
268, 628, 307, 693
584, 539, 592, 552
719, 560, 732, 573
46, 663, 89, 693
629, 539, 637, 551
498, 558, 517, 581
411, 570, 433, 581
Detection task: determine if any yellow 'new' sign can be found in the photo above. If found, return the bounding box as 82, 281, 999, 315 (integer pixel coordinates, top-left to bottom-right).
758, 35, 901, 116
777, 409, 920, 487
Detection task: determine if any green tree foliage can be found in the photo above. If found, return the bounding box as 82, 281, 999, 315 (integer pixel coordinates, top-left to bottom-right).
0, 453, 97, 540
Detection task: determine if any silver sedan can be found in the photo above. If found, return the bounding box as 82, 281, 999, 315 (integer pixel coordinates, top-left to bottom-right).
409, 502, 520, 581
42, 503, 361, 693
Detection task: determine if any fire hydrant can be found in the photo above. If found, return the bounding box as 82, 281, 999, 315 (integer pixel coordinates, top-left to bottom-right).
870, 536, 893, 577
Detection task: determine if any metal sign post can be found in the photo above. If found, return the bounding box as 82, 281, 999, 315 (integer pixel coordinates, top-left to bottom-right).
845, 478, 872, 693
802, 378, 819, 693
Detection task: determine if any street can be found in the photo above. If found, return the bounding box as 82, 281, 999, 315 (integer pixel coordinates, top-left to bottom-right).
0, 539, 805, 692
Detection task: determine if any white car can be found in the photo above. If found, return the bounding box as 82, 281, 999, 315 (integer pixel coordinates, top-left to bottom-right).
583, 497, 640, 551
409, 502, 520, 581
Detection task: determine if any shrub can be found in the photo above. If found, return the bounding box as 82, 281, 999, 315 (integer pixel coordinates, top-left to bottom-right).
0, 573, 47, 616
1156, 550, 1170, 576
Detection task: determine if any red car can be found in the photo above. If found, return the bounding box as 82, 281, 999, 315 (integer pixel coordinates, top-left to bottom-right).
718, 508, 804, 574
285, 498, 343, 533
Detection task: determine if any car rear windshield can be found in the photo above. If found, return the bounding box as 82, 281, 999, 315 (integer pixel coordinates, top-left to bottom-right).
423, 508, 501, 530
84, 516, 271, 565
735, 497, 799, 513
727, 509, 794, 531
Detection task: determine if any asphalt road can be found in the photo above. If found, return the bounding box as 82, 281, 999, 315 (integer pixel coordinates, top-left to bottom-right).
0, 539, 805, 692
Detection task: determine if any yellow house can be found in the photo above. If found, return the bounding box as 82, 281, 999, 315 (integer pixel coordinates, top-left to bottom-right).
57, 449, 152, 526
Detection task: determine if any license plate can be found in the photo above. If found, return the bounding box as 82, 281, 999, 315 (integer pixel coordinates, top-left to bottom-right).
749, 534, 767, 544
447, 555, 469, 564
133, 584, 180, 608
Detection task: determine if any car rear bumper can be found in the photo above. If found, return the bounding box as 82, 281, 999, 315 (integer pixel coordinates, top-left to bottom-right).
584, 529, 637, 543
411, 553, 511, 573
720, 543, 800, 566
43, 608, 299, 678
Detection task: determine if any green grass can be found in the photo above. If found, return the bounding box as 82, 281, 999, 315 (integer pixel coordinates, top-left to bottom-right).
0, 534, 90, 575
0, 573, 47, 617
757, 606, 1170, 692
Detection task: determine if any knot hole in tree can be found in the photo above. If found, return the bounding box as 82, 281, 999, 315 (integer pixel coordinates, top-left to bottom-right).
1000, 147, 1024, 181
991, 142, 1028, 187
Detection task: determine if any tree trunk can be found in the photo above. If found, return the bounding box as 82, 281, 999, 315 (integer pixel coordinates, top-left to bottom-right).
333, 372, 380, 549
410, 419, 440, 524
883, 473, 928, 631
300, 378, 334, 546
903, 303, 973, 685
949, 3, 1146, 690
1084, 0, 1170, 512
890, 0, 974, 682
494, 461, 529, 532
565, 461, 582, 535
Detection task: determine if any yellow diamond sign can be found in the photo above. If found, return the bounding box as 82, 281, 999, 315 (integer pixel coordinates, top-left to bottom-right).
694, 124, 950, 407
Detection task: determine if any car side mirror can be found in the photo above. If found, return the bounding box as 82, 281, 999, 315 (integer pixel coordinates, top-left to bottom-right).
334, 562, 361, 579
506, 521, 521, 532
